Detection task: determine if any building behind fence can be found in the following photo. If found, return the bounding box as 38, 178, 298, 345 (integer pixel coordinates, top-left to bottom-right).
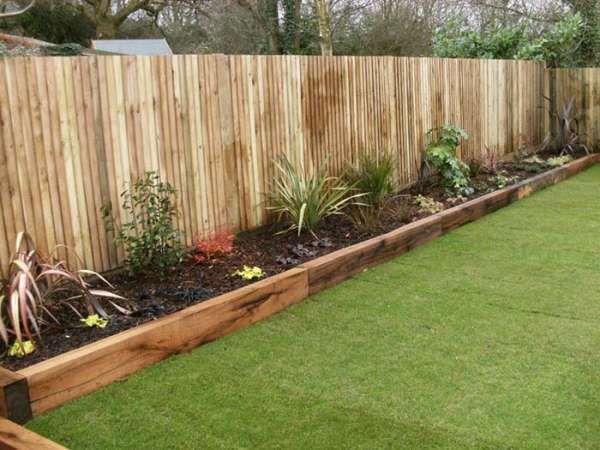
0, 54, 569, 274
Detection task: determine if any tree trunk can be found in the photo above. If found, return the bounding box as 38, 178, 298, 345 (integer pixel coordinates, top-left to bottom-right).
315, 0, 333, 56
95, 19, 120, 39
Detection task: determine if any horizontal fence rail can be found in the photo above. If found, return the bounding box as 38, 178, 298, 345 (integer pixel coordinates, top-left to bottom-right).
0, 55, 546, 274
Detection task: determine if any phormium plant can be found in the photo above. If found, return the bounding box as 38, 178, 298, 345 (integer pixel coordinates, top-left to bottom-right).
267, 155, 363, 237
0, 232, 126, 352
102, 172, 186, 276
541, 96, 589, 156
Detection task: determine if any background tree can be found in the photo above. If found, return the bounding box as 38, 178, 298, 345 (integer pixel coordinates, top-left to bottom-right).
79, 0, 167, 39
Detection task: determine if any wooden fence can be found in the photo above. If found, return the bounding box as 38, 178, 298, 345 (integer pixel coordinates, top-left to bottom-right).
0, 55, 547, 274
545, 68, 600, 149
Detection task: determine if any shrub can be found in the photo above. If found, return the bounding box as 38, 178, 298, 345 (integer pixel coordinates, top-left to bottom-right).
0, 232, 125, 351
102, 172, 186, 276
267, 155, 363, 236
433, 13, 584, 68
424, 125, 473, 196
193, 231, 234, 264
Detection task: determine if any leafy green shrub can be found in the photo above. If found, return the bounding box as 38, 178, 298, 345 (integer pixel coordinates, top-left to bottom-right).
343, 153, 396, 231
102, 172, 185, 276
267, 155, 362, 236
433, 13, 584, 68
424, 125, 473, 196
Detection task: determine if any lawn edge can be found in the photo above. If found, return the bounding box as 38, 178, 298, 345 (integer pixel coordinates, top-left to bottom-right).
1, 154, 596, 424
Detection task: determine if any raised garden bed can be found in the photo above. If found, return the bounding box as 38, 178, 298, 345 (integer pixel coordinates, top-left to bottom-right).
0, 154, 597, 424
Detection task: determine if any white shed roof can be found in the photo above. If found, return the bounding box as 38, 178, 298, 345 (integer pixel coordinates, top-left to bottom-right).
91, 39, 173, 56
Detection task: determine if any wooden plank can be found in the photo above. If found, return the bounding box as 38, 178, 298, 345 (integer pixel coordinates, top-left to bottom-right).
300, 214, 442, 295
0, 369, 31, 425
0, 418, 65, 449
20, 268, 308, 415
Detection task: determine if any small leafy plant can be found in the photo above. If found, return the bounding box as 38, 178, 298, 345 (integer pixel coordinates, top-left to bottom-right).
233, 266, 265, 280
81, 315, 108, 329
424, 125, 473, 196
193, 230, 234, 264
8, 340, 35, 358
267, 155, 363, 237
489, 171, 519, 189
546, 155, 573, 167
414, 195, 443, 214
102, 172, 185, 276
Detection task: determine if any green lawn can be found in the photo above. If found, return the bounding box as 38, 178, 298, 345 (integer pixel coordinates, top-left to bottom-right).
29, 167, 600, 449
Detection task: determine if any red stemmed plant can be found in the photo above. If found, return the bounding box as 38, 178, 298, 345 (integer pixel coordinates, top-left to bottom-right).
193, 230, 235, 264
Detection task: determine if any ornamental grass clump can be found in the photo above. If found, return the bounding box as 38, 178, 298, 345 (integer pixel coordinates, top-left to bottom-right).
344, 152, 396, 231
267, 155, 363, 237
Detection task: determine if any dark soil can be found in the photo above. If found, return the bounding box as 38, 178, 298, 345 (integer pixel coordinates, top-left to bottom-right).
1, 157, 572, 371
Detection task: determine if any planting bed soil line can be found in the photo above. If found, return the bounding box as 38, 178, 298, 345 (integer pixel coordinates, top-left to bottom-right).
0, 154, 596, 424
1, 155, 595, 372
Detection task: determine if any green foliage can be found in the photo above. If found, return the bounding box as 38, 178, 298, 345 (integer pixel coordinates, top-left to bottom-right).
233, 266, 265, 280
344, 153, 396, 231
414, 195, 443, 214
81, 315, 108, 329
424, 125, 473, 196
8, 340, 35, 358
2, 1, 95, 46
267, 155, 363, 237
433, 13, 585, 68
102, 172, 185, 276
489, 172, 519, 189
344, 153, 395, 210
546, 155, 573, 167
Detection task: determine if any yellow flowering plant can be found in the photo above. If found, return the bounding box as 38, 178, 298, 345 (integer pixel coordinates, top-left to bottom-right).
233, 266, 265, 280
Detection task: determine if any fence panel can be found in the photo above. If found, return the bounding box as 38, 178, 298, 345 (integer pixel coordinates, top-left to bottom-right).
0, 55, 546, 274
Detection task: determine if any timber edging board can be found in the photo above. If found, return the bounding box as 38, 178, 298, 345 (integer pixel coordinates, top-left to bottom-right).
0, 154, 594, 421
0, 418, 65, 450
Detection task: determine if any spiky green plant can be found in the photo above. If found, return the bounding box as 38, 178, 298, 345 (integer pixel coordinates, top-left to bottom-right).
267, 155, 363, 237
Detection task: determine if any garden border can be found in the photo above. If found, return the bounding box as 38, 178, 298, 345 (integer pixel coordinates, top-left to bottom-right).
1, 154, 597, 424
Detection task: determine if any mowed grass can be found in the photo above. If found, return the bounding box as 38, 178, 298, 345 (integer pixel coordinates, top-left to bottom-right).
29, 167, 600, 449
